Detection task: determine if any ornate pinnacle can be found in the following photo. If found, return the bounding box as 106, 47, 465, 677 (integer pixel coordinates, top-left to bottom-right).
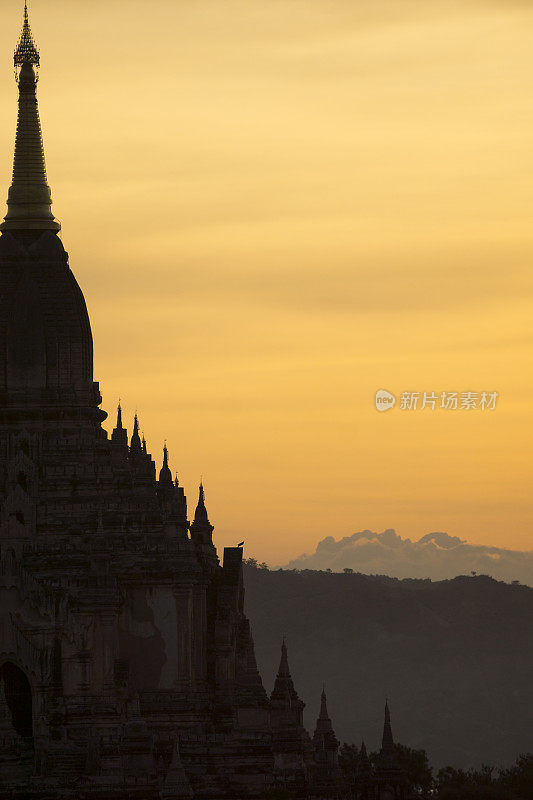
193, 482, 210, 525
158, 443, 172, 484
190, 481, 214, 542
14, 2, 40, 72
130, 413, 142, 454
319, 686, 329, 719
278, 638, 290, 677
1, 0, 59, 234
381, 700, 395, 754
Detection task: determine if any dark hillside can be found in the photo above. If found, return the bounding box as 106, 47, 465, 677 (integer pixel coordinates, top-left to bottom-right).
243, 566, 533, 769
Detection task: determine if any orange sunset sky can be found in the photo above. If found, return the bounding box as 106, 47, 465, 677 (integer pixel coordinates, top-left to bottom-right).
0, 0, 532, 564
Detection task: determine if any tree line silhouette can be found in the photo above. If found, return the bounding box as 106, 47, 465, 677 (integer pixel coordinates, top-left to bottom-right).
339, 743, 533, 799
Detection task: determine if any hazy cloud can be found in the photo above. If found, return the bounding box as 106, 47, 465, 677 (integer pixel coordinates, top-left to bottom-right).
286, 530, 533, 585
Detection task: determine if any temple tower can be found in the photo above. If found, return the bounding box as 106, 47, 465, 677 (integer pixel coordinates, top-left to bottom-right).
0, 6, 272, 798
270, 640, 313, 794
311, 687, 340, 798
2, 1, 59, 235
374, 702, 409, 800
0, 3, 97, 408
0, 5, 399, 799
189, 483, 218, 572
354, 741, 375, 800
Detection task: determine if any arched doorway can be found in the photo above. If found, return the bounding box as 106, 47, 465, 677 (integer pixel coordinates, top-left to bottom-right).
0, 662, 33, 737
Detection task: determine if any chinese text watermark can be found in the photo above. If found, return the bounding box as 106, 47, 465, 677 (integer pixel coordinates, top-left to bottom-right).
375, 390, 498, 412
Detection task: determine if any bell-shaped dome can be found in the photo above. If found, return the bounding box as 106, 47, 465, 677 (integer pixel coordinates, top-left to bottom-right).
0, 230, 95, 404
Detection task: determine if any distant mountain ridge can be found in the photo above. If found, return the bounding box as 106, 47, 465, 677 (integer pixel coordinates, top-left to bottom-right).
243, 566, 533, 770
285, 530, 533, 586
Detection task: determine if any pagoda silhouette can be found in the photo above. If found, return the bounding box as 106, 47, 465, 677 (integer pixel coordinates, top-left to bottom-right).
0, 5, 409, 799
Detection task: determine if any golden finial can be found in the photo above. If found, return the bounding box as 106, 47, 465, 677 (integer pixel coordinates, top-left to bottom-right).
14, 0, 40, 71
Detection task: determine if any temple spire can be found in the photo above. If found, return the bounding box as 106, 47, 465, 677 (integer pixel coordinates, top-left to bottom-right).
376, 700, 406, 786
2, 1, 59, 234
189, 481, 216, 564
319, 686, 329, 719
271, 640, 302, 707
159, 442, 173, 484
270, 638, 305, 727
357, 739, 373, 784
130, 413, 142, 455
381, 700, 394, 754
312, 685, 340, 780
278, 638, 290, 677
193, 482, 211, 526
313, 685, 337, 741
360, 740, 369, 764
15, 1, 39, 69
111, 402, 128, 447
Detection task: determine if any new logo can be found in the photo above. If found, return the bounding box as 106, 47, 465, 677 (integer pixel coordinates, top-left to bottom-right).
375, 389, 396, 412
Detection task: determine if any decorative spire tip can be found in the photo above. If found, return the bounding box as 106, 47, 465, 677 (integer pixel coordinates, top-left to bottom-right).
14, 0, 39, 70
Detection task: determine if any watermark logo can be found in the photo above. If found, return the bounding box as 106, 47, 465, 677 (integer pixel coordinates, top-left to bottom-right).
375, 389, 396, 412
374, 390, 499, 412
